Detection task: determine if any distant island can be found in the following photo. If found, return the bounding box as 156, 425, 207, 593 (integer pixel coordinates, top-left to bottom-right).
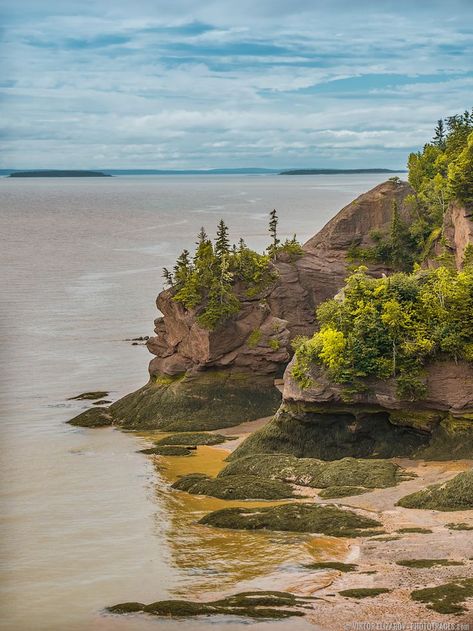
8, 170, 111, 178
279, 168, 403, 175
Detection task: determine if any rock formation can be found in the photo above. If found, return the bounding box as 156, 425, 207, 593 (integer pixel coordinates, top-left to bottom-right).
425, 201, 473, 269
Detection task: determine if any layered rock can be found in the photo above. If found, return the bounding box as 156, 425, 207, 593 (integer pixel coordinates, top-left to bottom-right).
71, 179, 417, 430
425, 201, 473, 269
231, 359, 473, 461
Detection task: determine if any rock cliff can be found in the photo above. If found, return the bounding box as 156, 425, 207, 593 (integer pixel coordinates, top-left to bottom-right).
425, 201, 473, 269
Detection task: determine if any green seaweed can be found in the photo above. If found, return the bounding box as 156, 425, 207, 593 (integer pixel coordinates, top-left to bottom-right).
305, 562, 358, 572
411, 578, 473, 614
107, 591, 314, 620
139, 446, 194, 456
69, 391, 109, 400
397, 527, 432, 534
199, 503, 382, 537
447, 522, 473, 531
221, 454, 408, 490
339, 588, 391, 599
172, 473, 295, 500
67, 408, 113, 427
156, 432, 230, 446
396, 559, 463, 568
397, 470, 473, 511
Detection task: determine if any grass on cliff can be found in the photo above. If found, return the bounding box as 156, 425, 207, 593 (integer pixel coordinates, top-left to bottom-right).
199, 503, 382, 537
220, 454, 409, 490
155, 432, 231, 446
172, 473, 295, 500
397, 469, 473, 511
411, 578, 473, 614
107, 590, 314, 620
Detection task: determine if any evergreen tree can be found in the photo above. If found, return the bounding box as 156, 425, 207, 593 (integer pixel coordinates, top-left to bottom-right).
162, 267, 174, 287
215, 219, 230, 259
433, 119, 445, 148
196, 227, 208, 246
268, 209, 280, 253
173, 249, 191, 286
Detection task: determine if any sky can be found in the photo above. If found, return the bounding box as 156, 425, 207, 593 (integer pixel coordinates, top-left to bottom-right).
1, 0, 473, 169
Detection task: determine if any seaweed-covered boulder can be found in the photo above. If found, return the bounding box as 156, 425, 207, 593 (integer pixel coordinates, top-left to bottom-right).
221, 454, 409, 490
108, 591, 314, 620
199, 503, 382, 537
155, 432, 230, 446
172, 473, 295, 500
397, 469, 473, 511
67, 407, 113, 427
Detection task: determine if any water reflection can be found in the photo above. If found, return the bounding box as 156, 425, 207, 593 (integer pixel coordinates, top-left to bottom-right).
144, 440, 349, 599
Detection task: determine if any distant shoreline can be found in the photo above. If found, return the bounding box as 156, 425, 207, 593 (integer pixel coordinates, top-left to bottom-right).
2, 168, 406, 177
8, 170, 111, 178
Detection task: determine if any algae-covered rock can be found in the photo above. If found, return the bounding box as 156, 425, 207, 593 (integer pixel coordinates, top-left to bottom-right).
172, 473, 295, 500
411, 578, 473, 614
69, 391, 109, 400
397, 469, 473, 511
305, 562, 358, 572
110, 371, 281, 431
231, 407, 431, 461
396, 559, 463, 568
138, 445, 194, 456
67, 407, 113, 427
199, 503, 382, 537
221, 454, 408, 490
339, 588, 391, 599
319, 486, 369, 499
108, 591, 314, 620
156, 432, 230, 446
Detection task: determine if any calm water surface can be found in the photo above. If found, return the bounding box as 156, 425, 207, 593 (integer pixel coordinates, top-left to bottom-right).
0, 174, 389, 630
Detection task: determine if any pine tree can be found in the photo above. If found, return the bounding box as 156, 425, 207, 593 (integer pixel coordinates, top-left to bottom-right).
238, 237, 247, 251
162, 267, 174, 287
173, 249, 191, 286
268, 209, 280, 256
433, 119, 445, 148
215, 219, 230, 259
196, 227, 208, 246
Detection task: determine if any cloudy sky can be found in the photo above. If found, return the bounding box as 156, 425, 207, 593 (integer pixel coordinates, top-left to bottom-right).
1, 0, 472, 169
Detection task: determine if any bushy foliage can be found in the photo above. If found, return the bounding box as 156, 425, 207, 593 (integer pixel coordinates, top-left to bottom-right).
164, 213, 302, 330
291, 264, 473, 399
349, 109, 473, 271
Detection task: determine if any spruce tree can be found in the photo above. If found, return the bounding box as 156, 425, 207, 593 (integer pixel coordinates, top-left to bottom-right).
173, 249, 191, 286
215, 219, 230, 259
433, 119, 445, 148
162, 267, 174, 287
268, 209, 280, 256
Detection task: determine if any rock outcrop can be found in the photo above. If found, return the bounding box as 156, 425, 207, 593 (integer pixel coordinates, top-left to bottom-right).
425, 201, 473, 269
231, 359, 473, 461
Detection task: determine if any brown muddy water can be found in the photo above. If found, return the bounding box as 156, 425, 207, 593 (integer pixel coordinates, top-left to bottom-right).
0, 174, 391, 630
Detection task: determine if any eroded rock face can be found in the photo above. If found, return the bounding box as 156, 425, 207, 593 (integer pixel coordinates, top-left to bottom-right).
147, 179, 415, 382
425, 201, 473, 269
231, 359, 473, 461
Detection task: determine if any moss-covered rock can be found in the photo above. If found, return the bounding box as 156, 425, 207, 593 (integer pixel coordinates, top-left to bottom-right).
305, 562, 358, 572
138, 446, 194, 456
318, 486, 370, 499
339, 588, 391, 599
220, 454, 408, 490
110, 371, 281, 431
232, 405, 473, 462
231, 407, 431, 461
411, 578, 473, 614
172, 473, 295, 499
155, 432, 230, 446
396, 527, 432, 534
447, 522, 473, 531
69, 391, 109, 400
108, 591, 314, 620
199, 503, 382, 537
396, 559, 463, 568
397, 469, 473, 511
67, 407, 113, 427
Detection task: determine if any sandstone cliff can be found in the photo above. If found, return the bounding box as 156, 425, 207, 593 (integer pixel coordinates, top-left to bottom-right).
425, 201, 473, 269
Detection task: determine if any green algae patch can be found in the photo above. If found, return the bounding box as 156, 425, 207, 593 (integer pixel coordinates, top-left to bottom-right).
319, 486, 370, 499
139, 446, 194, 456
172, 473, 295, 500
396, 559, 463, 568
199, 503, 382, 537
110, 371, 281, 431
67, 407, 113, 427
411, 578, 473, 614
339, 588, 391, 599
369, 535, 400, 541
397, 469, 473, 511
156, 432, 230, 447
447, 522, 473, 531
107, 591, 314, 620
397, 527, 432, 534
221, 454, 409, 491
69, 391, 109, 400
305, 562, 358, 572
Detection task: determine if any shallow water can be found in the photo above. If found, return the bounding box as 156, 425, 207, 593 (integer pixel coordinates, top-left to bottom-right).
0, 174, 391, 630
